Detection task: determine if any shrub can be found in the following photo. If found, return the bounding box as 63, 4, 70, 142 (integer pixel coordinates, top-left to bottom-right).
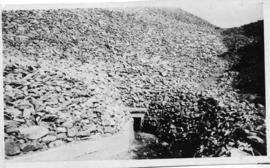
142, 91, 266, 157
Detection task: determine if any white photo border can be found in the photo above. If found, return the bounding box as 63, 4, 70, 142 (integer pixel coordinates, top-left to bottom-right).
1, 0, 269, 167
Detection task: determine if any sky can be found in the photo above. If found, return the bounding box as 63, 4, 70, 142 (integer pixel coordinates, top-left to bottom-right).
150, 0, 264, 28
1, 0, 264, 28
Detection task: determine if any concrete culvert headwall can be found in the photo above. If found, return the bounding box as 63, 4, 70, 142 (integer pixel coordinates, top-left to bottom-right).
129, 108, 147, 132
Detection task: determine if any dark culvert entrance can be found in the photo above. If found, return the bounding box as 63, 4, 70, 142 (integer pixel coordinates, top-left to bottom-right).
129, 108, 147, 132
128, 108, 174, 159
133, 117, 142, 131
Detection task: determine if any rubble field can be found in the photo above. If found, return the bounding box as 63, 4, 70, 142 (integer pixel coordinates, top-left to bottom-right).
2, 8, 265, 158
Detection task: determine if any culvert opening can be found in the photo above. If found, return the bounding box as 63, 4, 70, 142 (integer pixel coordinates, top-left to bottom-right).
133, 117, 141, 131
129, 108, 147, 132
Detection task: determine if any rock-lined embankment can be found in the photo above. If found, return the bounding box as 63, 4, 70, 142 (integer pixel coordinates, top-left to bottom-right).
4, 55, 128, 157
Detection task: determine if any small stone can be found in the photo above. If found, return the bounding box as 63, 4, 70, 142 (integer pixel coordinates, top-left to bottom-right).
104, 126, 114, 134
5, 85, 13, 93
6, 127, 19, 134
5, 120, 21, 128
5, 141, 21, 156
23, 107, 35, 119
15, 100, 33, 110
20, 143, 30, 152
44, 106, 58, 114
56, 127, 67, 133
55, 86, 62, 92
17, 139, 26, 144
62, 121, 73, 128
55, 118, 66, 125
4, 112, 13, 120
103, 119, 111, 126
19, 126, 49, 140
30, 98, 41, 109
81, 119, 90, 124
67, 128, 77, 137
48, 140, 64, 148
57, 133, 67, 140
80, 113, 89, 119
66, 137, 74, 142
93, 110, 102, 115
77, 131, 90, 137
42, 135, 57, 143
20, 142, 42, 153
13, 118, 25, 123
257, 104, 264, 108
41, 115, 58, 122
161, 141, 169, 147
72, 110, 81, 116
5, 107, 22, 118
84, 124, 97, 132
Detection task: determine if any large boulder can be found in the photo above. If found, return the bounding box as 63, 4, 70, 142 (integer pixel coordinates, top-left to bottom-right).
5, 141, 21, 156
19, 126, 49, 140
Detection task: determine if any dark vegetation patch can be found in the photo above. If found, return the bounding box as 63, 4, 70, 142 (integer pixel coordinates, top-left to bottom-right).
220, 21, 265, 103
141, 20, 266, 158
142, 90, 266, 157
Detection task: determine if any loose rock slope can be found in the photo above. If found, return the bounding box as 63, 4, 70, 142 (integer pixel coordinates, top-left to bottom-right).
2, 8, 265, 158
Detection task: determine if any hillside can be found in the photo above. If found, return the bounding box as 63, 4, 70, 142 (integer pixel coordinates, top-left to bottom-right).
2, 8, 266, 158
221, 20, 265, 99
